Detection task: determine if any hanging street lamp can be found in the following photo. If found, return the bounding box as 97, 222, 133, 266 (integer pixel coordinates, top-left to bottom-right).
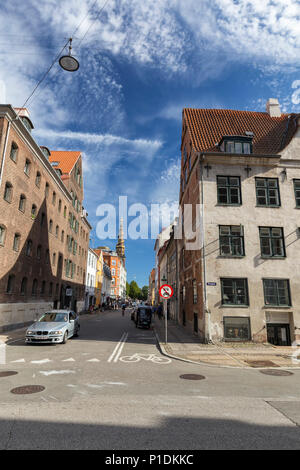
59, 38, 80, 72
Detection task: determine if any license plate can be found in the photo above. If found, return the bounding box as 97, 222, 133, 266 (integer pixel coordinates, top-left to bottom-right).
38, 336, 48, 340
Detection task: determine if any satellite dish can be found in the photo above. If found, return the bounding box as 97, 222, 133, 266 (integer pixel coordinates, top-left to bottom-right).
59, 38, 80, 72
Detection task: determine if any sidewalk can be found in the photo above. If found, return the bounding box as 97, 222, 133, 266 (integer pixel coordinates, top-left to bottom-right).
153, 317, 300, 369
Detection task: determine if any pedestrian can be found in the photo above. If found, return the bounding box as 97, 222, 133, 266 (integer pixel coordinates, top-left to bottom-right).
157, 304, 163, 320
122, 304, 126, 316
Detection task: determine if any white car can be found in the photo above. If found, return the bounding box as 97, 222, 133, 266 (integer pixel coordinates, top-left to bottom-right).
25, 310, 80, 344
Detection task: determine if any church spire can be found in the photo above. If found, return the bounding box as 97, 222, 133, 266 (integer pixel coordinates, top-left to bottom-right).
116, 217, 125, 259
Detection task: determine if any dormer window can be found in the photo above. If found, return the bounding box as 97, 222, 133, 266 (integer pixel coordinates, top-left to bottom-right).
219, 136, 253, 154
20, 116, 34, 133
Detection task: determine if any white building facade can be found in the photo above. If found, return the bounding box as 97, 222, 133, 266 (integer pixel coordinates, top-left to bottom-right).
85, 248, 98, 309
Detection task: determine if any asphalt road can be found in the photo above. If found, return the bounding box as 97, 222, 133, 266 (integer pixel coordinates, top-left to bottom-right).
0, 309, 300, 449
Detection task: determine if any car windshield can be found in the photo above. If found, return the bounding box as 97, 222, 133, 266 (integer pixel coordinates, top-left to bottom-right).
39, 312, 68, 323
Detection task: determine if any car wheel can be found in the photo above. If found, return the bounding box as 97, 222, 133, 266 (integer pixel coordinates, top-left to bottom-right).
62, 331, 68, 344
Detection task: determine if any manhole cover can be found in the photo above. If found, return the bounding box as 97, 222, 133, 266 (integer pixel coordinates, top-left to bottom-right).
180, 374, 205, 380
246, 360, 278, 368
0, 371, 18, 377
259, 369, 294, 376
10, 385, 45, 394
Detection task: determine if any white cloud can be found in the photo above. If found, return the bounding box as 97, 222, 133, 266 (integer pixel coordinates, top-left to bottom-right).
34, 128, 163, 151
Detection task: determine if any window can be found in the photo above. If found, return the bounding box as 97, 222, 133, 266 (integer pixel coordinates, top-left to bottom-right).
293, 179, 300, 207
45, 249, 50, 264
45, 183, 49, 198
61, 230, 64, 243
224, 317, 251, 341
263, 279, 291, 306
221, 278, 249, 306
35, 172, 41, 187
49, 282, 53, 296
52, 192, 56, 205
183, 146, 187, 164
6, 274, 15, 294
37, 245, 42, 260
13, 233, 21, 252
259, 227, 285, 258
25, 239, 32, 256
32, 279, 38, 296
0, 225, 6, 245
224, 140, 251, 154
219, 225, 244, 256
55, 284, 59, 296
52, 253, 56, 265
31, 204, 37, 219
66, 260, 71, 277
58, 199, 62, 212
55, 225, 59, 237
192, 279, 197, 304
111, 268, 116, 275
10, 142, 18, 162
4, 182, 13, 203
41, 281, 46, 295
217, 176, 241, 205
49, 219, 53, 233
112, 259, 116, 266
18, 194, 26, 212
24, 159, 31, 176
20, 277, 27, 295
40, 212, 45, 226
64, 206, 67, 218
256, 178, 280, 207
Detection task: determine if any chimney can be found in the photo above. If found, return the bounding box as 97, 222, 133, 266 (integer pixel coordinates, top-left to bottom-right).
266, 98, 281, 117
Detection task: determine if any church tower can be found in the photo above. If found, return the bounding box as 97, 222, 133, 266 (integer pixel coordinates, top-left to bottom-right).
116, 217, 125, 261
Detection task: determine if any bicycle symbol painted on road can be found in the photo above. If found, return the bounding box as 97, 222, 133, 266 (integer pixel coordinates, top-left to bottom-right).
119, 353, 171, 364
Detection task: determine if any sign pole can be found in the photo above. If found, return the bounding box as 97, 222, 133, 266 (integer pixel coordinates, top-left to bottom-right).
159, 284, 173, 346
165, 298, 167, 344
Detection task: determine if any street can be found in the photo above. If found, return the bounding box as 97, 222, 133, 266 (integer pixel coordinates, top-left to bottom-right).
0, 309, 299, 449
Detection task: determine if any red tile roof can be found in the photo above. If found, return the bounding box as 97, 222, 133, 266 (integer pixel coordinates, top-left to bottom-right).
183, 108, 300, 155
49, 151, 81, 174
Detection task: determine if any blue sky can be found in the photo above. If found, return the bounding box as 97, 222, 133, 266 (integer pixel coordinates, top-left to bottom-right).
1, 0, 300, 286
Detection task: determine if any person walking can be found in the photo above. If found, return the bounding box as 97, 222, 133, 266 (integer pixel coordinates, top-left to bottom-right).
122, 304, 126, 316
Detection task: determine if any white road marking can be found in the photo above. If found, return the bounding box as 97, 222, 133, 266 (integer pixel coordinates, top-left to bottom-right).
62, 358, 75, 362
49, 395, 59, 401
113, 333, 128, 363
39, 370, 76, 376
67, 384, 77, 388
107, 332, 127, 363
86, 358, 100, 362
41, 397, 48, 402
11, 358, 25, 363
104, 381, 127, 386
31, 359, 52, 364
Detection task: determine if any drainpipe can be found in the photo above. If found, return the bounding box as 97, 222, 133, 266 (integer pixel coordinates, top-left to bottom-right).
0, 119, 11, 190
199, 154, 211, 343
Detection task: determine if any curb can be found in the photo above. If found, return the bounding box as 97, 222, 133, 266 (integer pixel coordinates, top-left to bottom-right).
153, 328, 300, 371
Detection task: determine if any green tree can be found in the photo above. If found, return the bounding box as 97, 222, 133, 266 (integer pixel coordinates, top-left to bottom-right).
126, 281, 130, 296
141, 286, 149, 301
129, 281, 141, 299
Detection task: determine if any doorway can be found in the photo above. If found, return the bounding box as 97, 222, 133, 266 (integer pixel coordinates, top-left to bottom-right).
267, 324, 291, 346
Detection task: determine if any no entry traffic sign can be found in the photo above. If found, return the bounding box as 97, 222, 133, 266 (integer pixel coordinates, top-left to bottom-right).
159, 284, 174, 299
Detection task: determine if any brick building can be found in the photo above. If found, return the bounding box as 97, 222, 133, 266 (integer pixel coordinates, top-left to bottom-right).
0, 105, 91, 331
179, 98, 300, 345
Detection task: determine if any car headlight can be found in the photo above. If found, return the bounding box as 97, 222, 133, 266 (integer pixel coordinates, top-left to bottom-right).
26, 331, 35, 335
50, 330, 63, 335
